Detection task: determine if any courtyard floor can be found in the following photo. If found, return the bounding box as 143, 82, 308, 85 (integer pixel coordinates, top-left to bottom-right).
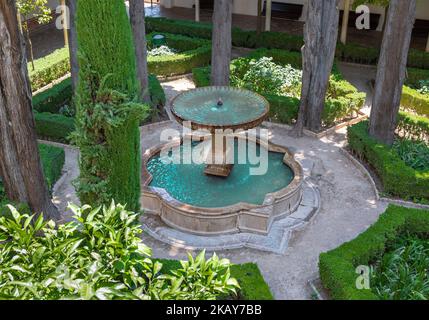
49, 62, 394, 299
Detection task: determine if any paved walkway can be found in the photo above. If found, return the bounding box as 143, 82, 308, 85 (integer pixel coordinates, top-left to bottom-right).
51, 66, 385, 299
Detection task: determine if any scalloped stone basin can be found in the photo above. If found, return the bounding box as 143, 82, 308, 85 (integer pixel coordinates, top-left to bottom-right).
141, 136, 304, 235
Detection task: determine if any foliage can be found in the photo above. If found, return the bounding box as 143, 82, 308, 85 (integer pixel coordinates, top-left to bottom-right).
392, 139, 429, 171
347, 121, 429, 201
231, 57, 302, 97
193, 49, 365, 129
34, 112, 75, 143
38, 144, 65, 191
146, 32, 211, 77
351, 0, 390, 9
74, 0, 149, 211
29, 48, 70, 91
146, 17, 429, 70
372, 235, 429, 300
417, 80, 429, 95
0, 203, 239, 300
396, 111, 429, 142
16, 0, 52, 24
32, 77, 73, 114
319, 205, 429, 300
148, 45, 177, 57
401, 86, 429, 118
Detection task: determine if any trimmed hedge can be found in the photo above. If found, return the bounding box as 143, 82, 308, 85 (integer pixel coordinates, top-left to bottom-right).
401, 86, 429, 117
32, 77, 73, 114
158, 259, 273, 300
193, 49, 365, 128
319, 205, 429, 300
397, 111, 429, 141
146, 17, 429, 70
347, 121, 429, 201
38, 144, 66, 190
147, 32, 211, 76
34, 112, 75, 143
29, 48, 70, 92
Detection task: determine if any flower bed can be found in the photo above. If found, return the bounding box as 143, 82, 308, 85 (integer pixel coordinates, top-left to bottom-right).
146, 32, 211, 76
319, 205, 429, 300
193, 48, 365, 129
347, 120, 429, 202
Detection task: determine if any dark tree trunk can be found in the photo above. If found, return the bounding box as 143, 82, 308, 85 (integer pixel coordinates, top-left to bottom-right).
66, 0, 79, 94
129, 0, 150, 103
369, 0, 416, 145
257, 0, 262, 34
210, 0, 233, 86
0, 0, 59, 220
292, 0, 339, 136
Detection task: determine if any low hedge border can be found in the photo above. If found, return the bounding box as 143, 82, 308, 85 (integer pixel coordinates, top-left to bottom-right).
193, 48, 365, 128
29, 48, 70, 92
401, 86, 429, 117
158, 259, 274, 300
146, 17, 429, 70
32, 75, 166, 143
319, 205, 429, 300
347, 121, 429, 201
147, 32, 211, 76
397, 111, 429, 141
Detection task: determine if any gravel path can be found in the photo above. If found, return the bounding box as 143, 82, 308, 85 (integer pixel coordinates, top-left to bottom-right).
51, 68, 388, 299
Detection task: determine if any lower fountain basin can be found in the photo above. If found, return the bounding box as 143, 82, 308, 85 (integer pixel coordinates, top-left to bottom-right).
141, 135, 304, 235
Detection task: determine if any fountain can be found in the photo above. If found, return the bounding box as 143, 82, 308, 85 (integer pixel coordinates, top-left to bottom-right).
141, 86, 304, 235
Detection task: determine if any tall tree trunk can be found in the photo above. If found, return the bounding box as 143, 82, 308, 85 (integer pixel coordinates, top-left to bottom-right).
0, 0, 60, 220
24, 22, 35, 71
129, 0, 150, 103
66, 0, 79, 94
369, 0, 416, 145
256, 0, 262, 34
210, 0, 233, 86
292, 0, 339, 136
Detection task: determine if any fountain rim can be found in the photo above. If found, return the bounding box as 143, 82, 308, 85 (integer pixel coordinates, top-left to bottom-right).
170, 86, 270, 132
141, 134, 304, 214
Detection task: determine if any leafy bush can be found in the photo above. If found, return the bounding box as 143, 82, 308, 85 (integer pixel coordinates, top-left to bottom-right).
417, 80, 429, 95
396, 112, 429, 142
392, 139, 429, 171
0, 203, 239, 300
371, 235, 429, 300
319, 205, 429, 300
29, 48, 70, 92
347, 121, 429, 201
38, 144, 65, 191
32, 77, 73, 114
34, 112, 75, 143
194, 49, 365, 129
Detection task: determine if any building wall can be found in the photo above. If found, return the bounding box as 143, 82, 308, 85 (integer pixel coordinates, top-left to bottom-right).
160, 0, 429, 21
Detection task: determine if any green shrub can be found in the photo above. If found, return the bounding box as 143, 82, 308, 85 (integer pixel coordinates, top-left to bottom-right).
397, 111, 429, 141
392, 139, 429, 171
347, 121, 429, 201
32, 77, 73, 113
319, 205, 429, 300
406, 68, 429, 88
34, 112, 75, 143
146, 32, 211, 76
0, 203, 239, 300
38, 144, 65, 190
401, 86, 429, 117
146, 17, 429, 70
29, 48, 70, 92
193, 49, 365, 128
148, 74, 166, 107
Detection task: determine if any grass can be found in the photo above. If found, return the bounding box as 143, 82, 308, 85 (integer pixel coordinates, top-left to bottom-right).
371, 235, 429, 300
158, 259, 273, 300
28, 47, 69, 77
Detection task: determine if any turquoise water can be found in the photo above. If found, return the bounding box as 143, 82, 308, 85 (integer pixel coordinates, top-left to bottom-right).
172, 87, 268, 126
147, 141, 294, 208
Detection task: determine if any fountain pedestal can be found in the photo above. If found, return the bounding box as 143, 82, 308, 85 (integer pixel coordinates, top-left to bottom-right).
204, 134, 233, 177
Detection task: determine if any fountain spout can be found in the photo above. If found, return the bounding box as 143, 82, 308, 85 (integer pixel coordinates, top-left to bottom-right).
217, 98, 223, 107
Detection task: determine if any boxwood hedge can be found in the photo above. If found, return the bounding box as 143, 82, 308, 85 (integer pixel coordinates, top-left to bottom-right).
401, 86, 429, 117
193, 48, 365, 129
319, 205, 429, 300
147, 32, 211, 76
347, 121, 429, 201
146, 17, 429, 70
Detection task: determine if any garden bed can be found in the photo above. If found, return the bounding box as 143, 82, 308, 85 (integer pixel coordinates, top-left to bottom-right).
193, 48, 366, 132
147, 32, 211, 77
319, 205, 429, 300
347, 120, 429, 203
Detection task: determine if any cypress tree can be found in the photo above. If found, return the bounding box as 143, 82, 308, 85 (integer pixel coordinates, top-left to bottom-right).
73, 0, 148, 211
